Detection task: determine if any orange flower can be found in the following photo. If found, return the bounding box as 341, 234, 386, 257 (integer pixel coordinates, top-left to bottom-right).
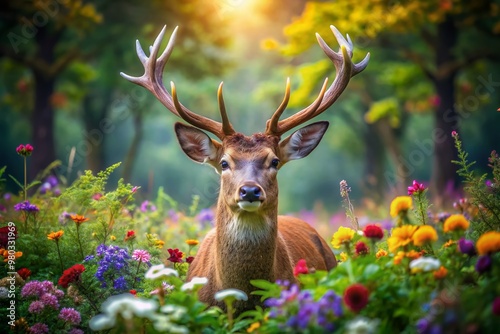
433, 266, 448, 279
47, 230, 64, 241
1, 248, 23, 262
476, 231, 500, 255
376, 249, 388, 258
185, 239, 199, 246
412, 225, 438, 246
70, 214, 89, 225
443, 214, 469, 233
247, 322, 261, 333
443, 240, 455, 248
406, 250, 424, 260
393, 251, 406, 265
390, 196, 413, 217
387, 225, 418, 253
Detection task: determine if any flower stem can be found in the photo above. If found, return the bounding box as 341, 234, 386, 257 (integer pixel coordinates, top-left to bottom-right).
226, 302, 234, 330
23, 157, 27, 201
132, 260, 142, 289
76, 281, 100, 312
55, 241, 64, 274
76, 224, 85, 261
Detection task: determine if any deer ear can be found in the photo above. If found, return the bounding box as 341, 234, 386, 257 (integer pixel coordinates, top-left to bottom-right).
174, 123, 221, 166
279, 121, 329, 163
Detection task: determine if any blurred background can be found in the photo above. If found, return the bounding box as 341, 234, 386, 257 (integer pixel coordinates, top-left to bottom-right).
1, 0, 499, 217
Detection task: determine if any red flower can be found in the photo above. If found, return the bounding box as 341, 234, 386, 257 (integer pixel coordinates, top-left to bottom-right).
129, 289, 137, 296
186, 256, 195, 264
293, 259, 309, 276
343, 283, 370, 312
17, 268, 31, 280
355, 241, 369, 255
0, 225, 16, 248
58, 264, 85, 288
124, 230, 136, 241
493, 297, 500, 316
16, 144, 34, 157
167, 248, 184, 263
363, 224, 384, 240
407, 180, 425, 195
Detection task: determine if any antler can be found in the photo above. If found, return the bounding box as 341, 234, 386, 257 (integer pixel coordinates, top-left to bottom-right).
120, 26, 235, 140
265, 25, 370, 137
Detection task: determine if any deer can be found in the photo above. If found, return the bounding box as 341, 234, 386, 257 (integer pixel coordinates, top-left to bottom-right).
121, 25, 369, 313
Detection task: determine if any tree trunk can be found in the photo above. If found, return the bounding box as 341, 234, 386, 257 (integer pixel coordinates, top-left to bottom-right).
362, 123, 385, 203
122, 113, 144, 183
431, 16, 459, 205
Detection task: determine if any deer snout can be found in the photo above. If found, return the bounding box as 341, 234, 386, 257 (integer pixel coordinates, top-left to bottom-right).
239, 185, 262, 203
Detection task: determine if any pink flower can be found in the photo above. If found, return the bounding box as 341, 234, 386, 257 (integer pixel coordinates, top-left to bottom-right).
293, 259, 309, 276
30, 323, 49, 334
451, 130, 458, 138
58, 307, 81, 325
132, 249, 151, 263
28, 300, 45, 314
408, 180, 425, 195
16, 144, 34, 157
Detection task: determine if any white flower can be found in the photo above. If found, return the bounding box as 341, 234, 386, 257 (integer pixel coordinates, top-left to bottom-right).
160, 304, 187, 321
89, 294, 158, 331
345, 316, 380, 334
181, 276, 208, 292
409, 257, 441, 273
152, 314, 189, 334
145, 264, 179, 279
214, 288, 248, 302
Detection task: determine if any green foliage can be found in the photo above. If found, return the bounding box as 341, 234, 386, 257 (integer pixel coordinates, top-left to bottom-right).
365, 97, 401, 127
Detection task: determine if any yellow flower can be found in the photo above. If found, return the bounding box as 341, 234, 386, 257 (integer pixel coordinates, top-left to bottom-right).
110, 235, 116, 241
393, 251, 406, 265
443, 214, 469, 233
390, 196, 413, 217
185, 239, 199, 246
443, 240, 455, 248
476, 231, 500, 255
406, 250, 423, 260
412, 225, 438, 246
47, 230, 64, 241
376, 249, 388, 258
433, 266, 448, 279
260, 38, 279, 50
155, 240, 165, 249
387, 225, 418, 253
340, 252, 348, 262
247, 322, 261, 333
331, 226, 355, 249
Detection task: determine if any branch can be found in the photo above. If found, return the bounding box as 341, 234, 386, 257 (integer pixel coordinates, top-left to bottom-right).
436, 50, 500, 79
401, 49, 436, 82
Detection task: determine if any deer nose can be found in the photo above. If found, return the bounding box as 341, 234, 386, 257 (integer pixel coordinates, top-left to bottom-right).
239, 185, 262, 202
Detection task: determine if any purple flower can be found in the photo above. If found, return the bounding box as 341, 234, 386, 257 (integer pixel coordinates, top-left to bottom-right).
476, 255, 492, 274
196, 208, 215, 227
68, 329, 84, 334
46, 175, 58, 187
458, 238, 476, 256
14, 200, 39, 212
3, 193, 12, 201
84, 255, 95, 262
417, 317, 431, 333
140, 200, 156, 213
28, 300, 45, 314
22, 281, 45, 298
168, 209, 179, 222
30, 323, 49, 334
58, 307, 81, 325
58, 211, 73, 225
39, 182, 51, 194
113, 276, 128, 290
40, 293, 59, 309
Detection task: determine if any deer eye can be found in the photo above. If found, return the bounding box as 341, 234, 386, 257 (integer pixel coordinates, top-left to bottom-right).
271, 158, 280, 168
221, 160, 230, 170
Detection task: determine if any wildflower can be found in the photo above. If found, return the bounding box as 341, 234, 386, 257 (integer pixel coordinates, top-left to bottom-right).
408, 180, 425, 195
58, 264, 85, 288
16, 144, 34, 157
363, 224, 384, 240
181, 276, 209, 292
186, 256, 195, 264
443, 239, 455, 248
0, 225, 17, 248
145, 264, 179, 279
345, 316, 379, 334
95, 245, 130, 287
293, 259, 309, 276
387, 225, 417, 253
30, 323, 49, 334
340, 180, 351, 197
475, 255, 492, 274
167, 248, 184, 263
58, 211, 73, 225
1, 248, 22, 262
68, 329, 84, 334
14, 200, 39, 212
355, 241, 369, 255
406, 250, 423, 260
412, 225, 438, 246
185, 239, 199, 246
409, 257, 441, 273
17, 268, 31, 280
110, 235, 116, 241
155, 240, 165, 249
70, 214, 89, 225
376, 249, 388, 258
129, 289, 137, 295
451, 130, 458, 138
331, 226, 355, 249
343, 283, 370, 312
92, 193, 103, 200
458, 238, 476, 256
340, 252, 348, 262
476, 231, 500, 255
113, 276, 128, 290
47, 230, 64, 241
40, 293, 59, 309
132, 249, 151, 263
433, 266, 448, 279
215, 288, 248, 302
492, 297, 500, 316
443, 214, 469, 233
390, 196, 412, 217
197, 208, 215, 226
140, 200, 157, 212
124, 230, 135, 241
28, 300, 45, 314
247, 322, 261, 333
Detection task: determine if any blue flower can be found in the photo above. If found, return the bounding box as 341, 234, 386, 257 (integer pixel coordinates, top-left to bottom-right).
14, 201, 39, 212
113, 276, 128, 290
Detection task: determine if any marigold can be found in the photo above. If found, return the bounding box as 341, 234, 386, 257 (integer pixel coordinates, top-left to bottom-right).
47, 230, 64, 241
412, 225, 438, 246
70, 214, 89, 225
443, 214, 469, 233
390, 196, 413, 218
387, 225, 418, 253
376, 249, 388, 258
393, 251, 405, 265
433, 266, 448, 279
406, 250, 424, 260
476, 231, 500, 255
331, 226, 355, 249
1, 248, 23, 262
185, 239, 199, 246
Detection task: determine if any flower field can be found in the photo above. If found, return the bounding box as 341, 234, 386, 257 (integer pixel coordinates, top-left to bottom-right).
1, 135, 500, 334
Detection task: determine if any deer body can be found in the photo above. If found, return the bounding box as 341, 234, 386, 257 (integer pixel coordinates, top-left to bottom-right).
121, 25, 369, 312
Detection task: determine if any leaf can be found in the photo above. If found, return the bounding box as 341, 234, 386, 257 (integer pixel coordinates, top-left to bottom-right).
8, 174, 23, 190
26, 180, 41, 190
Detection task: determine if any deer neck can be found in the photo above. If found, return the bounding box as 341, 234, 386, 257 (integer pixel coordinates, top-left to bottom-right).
215, 200, 278, 289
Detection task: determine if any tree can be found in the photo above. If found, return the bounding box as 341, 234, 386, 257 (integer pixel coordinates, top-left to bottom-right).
280, 0, 500, 203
